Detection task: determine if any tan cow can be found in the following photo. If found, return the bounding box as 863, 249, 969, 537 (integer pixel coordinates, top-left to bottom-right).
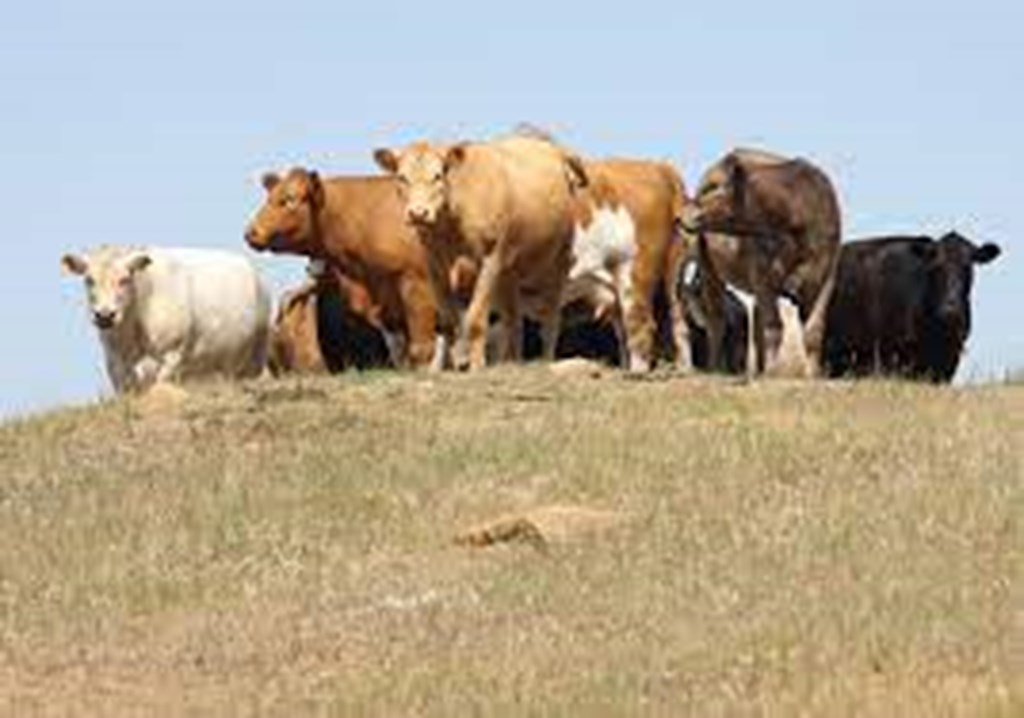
373, 135, 584, 370
269, 280, 326, 375
245, 170, 441, 369
566, 159, 691, 371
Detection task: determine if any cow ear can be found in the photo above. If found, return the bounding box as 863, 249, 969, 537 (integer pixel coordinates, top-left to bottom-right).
565, 153, 589, 189
261, 172, 281, 192
444, 144, 468, 172
373, 148, 399, 174
61, 253, 88, 276
308, 171, 325, 208
127, 254, 152, 274
973, 242, 1001, 265
724, 155, 747, 208
727, 156, 746, 190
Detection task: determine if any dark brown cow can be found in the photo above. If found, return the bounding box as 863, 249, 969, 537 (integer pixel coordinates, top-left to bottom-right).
679, 149, 841, 376
245, 170, 440, 369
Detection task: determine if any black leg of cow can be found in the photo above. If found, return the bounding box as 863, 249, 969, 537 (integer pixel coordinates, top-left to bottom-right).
696, 235, 728, 372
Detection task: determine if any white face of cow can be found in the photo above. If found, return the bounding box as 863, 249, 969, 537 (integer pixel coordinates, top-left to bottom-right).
62, 248, 152, 331
373, 142, 467, 229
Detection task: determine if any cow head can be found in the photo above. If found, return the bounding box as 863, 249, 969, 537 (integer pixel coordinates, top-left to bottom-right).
245, 168, 325, 255
680, 154, 748, 235
919, 231, 1001, 344
373, 141, 466, 230
61, 247, 152, 331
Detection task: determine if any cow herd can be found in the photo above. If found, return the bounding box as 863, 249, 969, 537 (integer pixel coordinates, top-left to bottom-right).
62, 129, 1002, 394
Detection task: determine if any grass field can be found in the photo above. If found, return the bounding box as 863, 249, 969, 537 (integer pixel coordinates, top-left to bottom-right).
0, 366, 1020, 716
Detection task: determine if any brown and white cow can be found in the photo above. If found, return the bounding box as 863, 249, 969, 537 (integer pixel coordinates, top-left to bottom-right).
374, 135, 584, 370
565, 159, 691, 371
679, 149, 841, 376
245, 170, 441, 369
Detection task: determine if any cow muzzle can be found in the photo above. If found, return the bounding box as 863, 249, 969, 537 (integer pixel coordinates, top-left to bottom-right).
938, 306, 967, 339
407, 206, 437, 228
244, 226, 266, 250
93, 310, 117, 330
246, 227, 290, 253
677, 204, 703, 234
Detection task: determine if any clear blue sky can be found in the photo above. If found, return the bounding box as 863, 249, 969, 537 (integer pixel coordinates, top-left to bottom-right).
2, 1, 1020, 416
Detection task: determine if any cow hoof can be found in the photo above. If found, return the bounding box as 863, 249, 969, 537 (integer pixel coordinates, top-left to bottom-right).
627, 355, 651, 374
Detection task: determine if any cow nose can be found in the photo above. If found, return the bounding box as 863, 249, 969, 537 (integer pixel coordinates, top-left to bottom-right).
93, 310, 116, 329
408, 207, 432, 226
244, 226, 262, 248
675, 204, 700, 232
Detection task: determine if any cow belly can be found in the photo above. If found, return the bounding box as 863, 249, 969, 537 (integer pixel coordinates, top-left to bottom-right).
146, 261, 269, 379
568, 206, 636, 283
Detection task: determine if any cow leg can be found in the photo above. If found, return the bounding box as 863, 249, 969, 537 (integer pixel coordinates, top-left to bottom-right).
799, 251, 839, 378
528, 278, 565, 364
693, 232, 728, 372
664, 243, 693, 373
611, 300, 630, 369
430, 334, 450, 372
381, 330, 409, 369
620, 266, 655, 373
697, 272, 727, 373
153, 350, 184, 384
754, 290, 784, 375
495, 278, 523, 363
532, 249, 570, 363
424, 257, 462, 372
397, 275, 439, 370
464, 254, 501, 371
102, 348, 135, 394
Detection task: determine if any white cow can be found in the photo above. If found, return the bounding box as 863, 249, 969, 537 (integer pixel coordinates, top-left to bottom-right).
62, 245, 272, 393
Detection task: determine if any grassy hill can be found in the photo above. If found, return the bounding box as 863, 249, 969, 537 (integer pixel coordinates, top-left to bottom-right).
0, 367, 1020, 716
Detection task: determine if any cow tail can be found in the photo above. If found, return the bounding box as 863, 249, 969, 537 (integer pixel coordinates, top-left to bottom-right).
564, 152, 589, 190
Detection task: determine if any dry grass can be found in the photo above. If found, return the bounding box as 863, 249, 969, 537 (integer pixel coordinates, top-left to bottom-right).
0, 367, 1020, 716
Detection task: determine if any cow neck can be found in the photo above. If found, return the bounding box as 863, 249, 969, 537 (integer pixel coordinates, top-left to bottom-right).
98, 306, 146, 365
421, 212, 466, 259
309, 190, 345, 264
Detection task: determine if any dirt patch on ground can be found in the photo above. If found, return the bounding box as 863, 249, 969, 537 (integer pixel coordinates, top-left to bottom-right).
455, 504, 630, 552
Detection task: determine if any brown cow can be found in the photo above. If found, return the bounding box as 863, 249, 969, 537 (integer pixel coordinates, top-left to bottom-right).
269, 280, 326, 375
679, 149, 841, 375
244, 170, 440, 369
566, 159, 691, 371
373, 135, 584, 370
268, 268, 393, 376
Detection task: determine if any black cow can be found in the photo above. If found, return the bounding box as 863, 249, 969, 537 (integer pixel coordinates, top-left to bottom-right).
823, 231, 1001, 382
